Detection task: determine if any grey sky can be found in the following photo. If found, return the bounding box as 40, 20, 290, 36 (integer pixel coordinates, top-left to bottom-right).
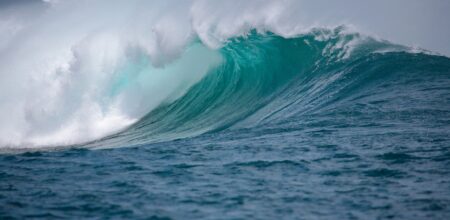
1, 0, 449, 55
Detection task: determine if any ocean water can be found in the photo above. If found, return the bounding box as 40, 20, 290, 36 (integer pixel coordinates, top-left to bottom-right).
1, 28, 450, 219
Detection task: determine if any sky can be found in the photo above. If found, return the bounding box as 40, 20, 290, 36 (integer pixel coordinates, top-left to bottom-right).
0, 0, 449, 55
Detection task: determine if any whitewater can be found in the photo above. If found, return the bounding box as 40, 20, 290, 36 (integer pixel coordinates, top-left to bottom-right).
1, 0, 450, 219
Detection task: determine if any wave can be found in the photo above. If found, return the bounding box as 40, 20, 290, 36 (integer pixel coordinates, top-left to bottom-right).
1, 1, 449, 150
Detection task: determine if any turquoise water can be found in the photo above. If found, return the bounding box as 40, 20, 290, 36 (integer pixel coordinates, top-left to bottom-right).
1, 29, 450, 219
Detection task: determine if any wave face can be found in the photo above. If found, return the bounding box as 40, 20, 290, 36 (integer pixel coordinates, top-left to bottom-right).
85, 28, 450, 150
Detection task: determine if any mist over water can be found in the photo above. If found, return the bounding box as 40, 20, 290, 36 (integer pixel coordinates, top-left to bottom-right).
1, 1, 450, 219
